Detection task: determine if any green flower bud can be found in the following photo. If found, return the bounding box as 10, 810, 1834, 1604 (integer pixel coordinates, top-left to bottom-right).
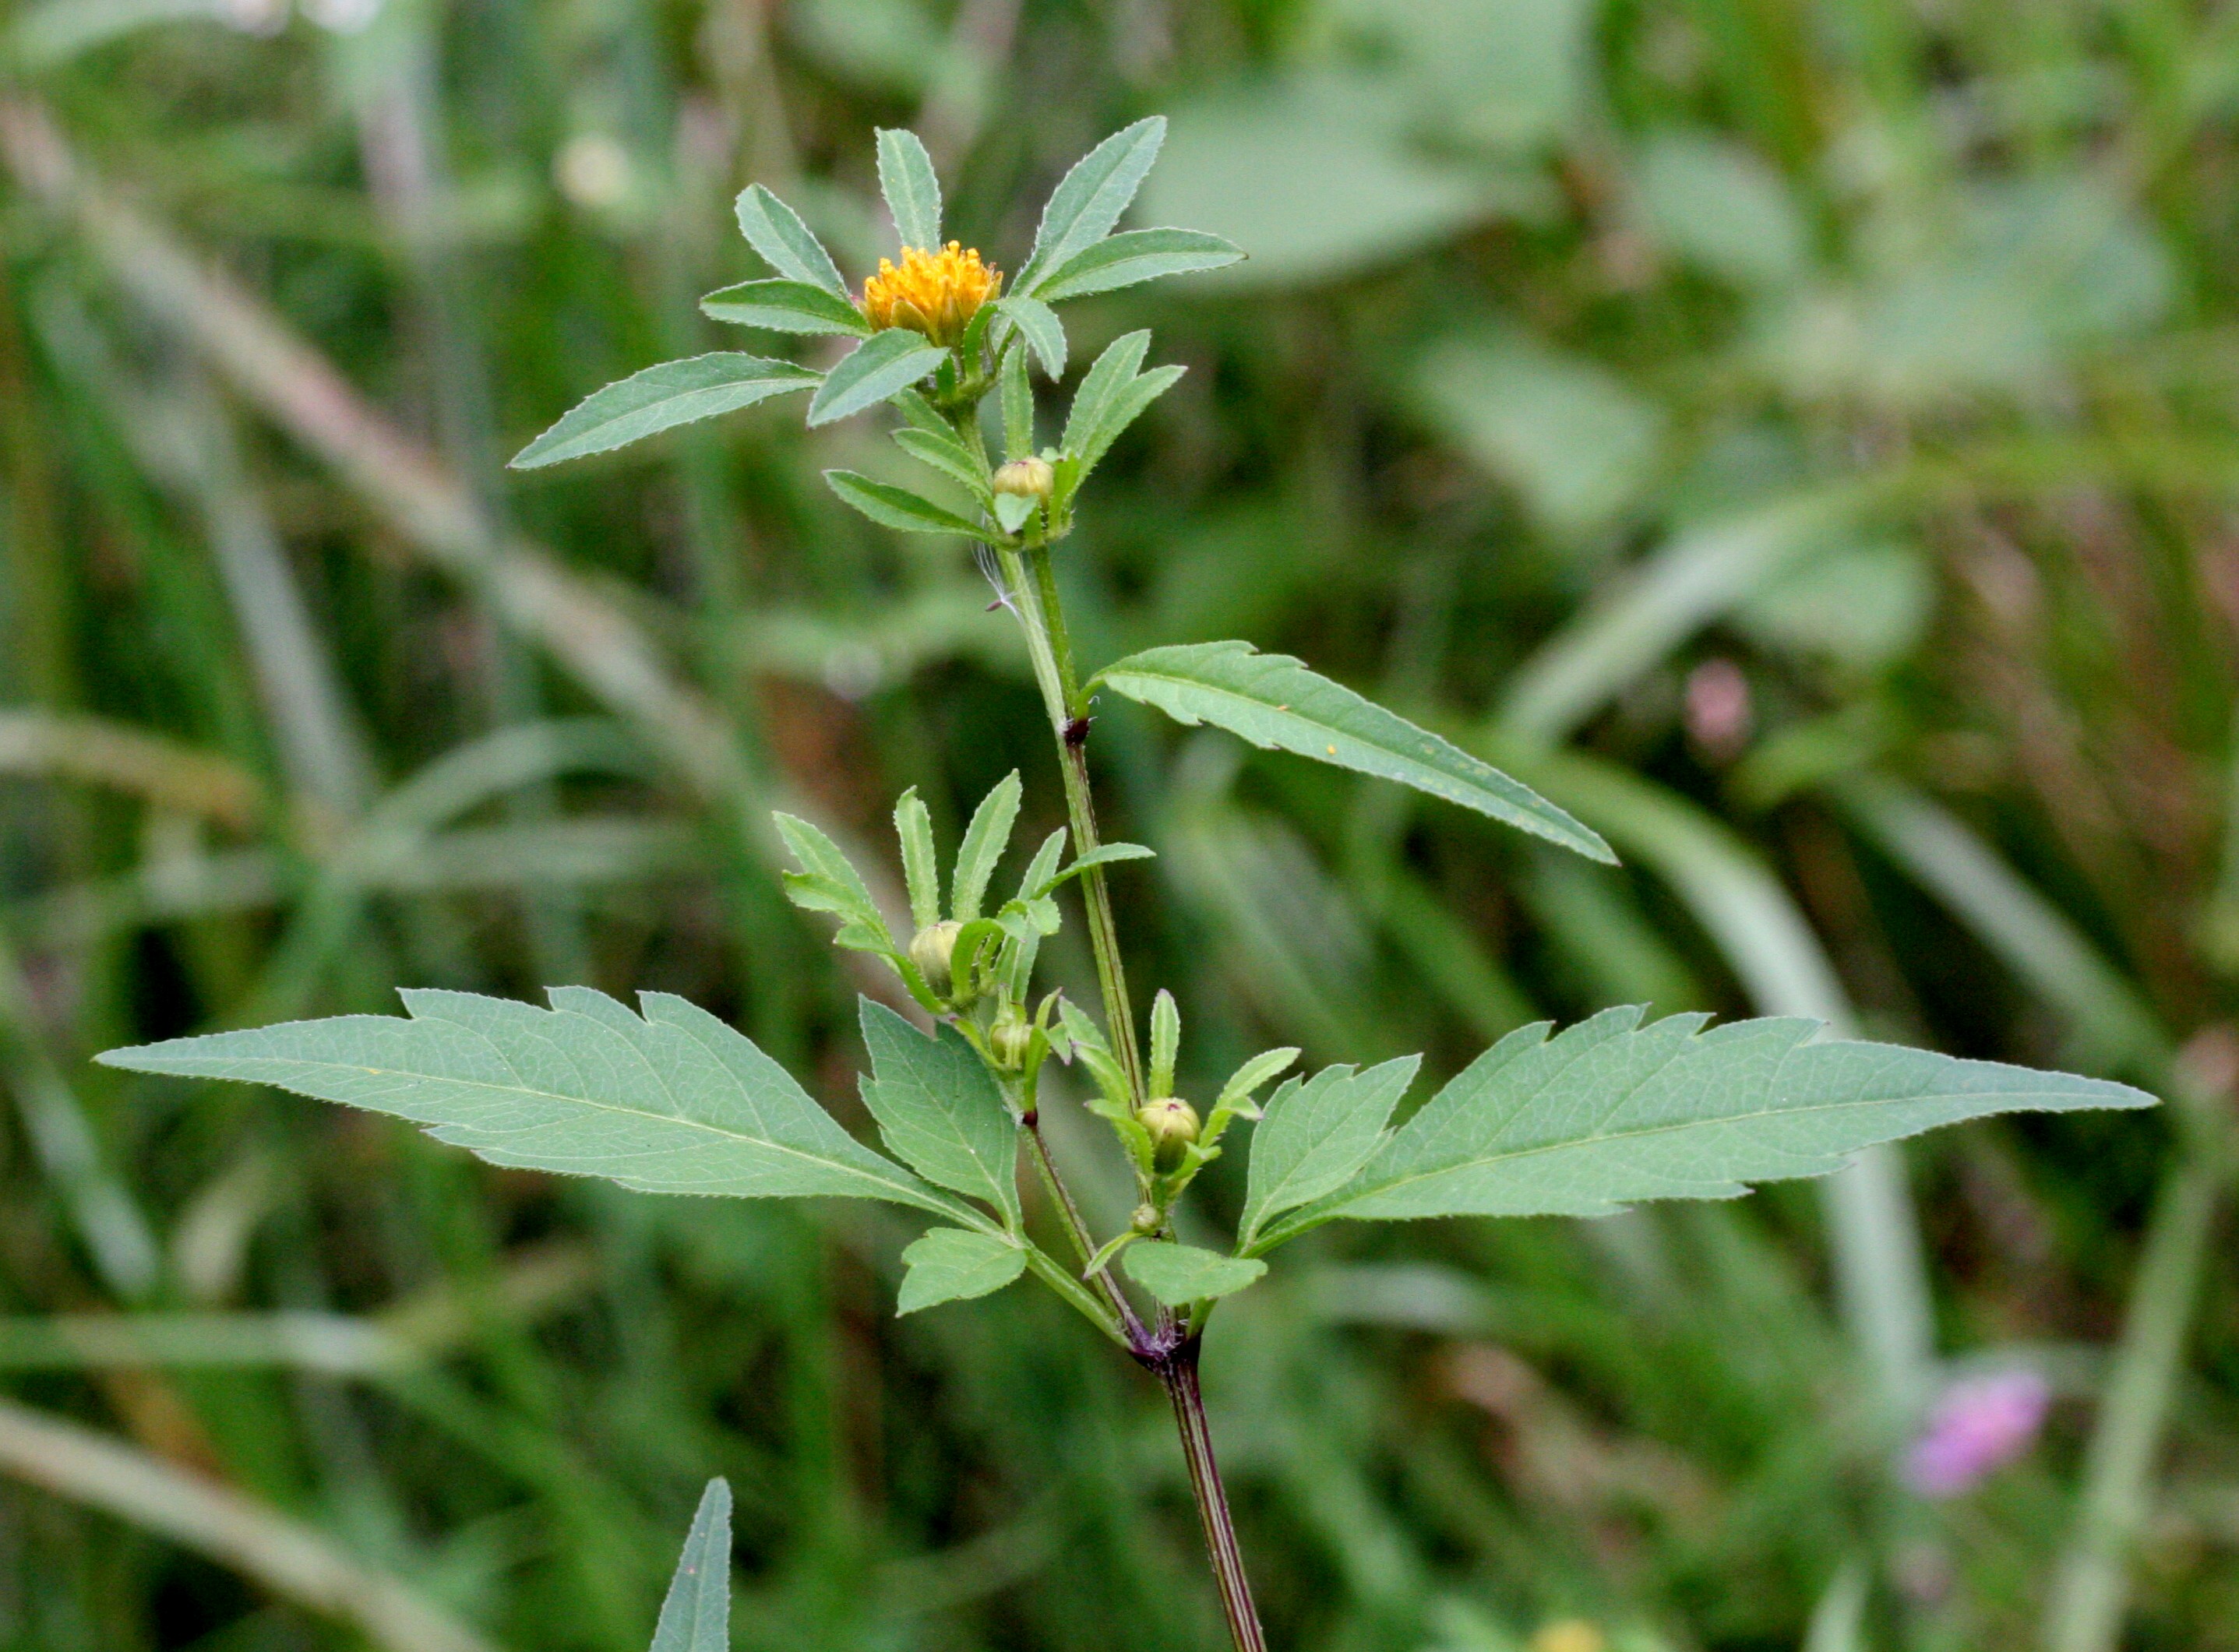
908, 919, 964, 996
992, 456, 1055, 500
989, 1002, 1034, 1069
1134, 1097, 1200, 1173
1130, 1203, 1163, 1235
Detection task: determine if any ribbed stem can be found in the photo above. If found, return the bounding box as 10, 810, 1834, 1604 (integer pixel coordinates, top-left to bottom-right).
1157, 1339, 1267, 1652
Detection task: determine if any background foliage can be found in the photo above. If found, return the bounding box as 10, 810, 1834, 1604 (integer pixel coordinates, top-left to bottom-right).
0, 0, 2234, 1649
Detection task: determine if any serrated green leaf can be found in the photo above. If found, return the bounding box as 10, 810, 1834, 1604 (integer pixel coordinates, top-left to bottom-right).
510, 354, 819, 469
891, 427, 993, 505
824, 470, 986, 537
1094, 640, 1614, 861
773, 813, 894, 946
1056, 999, 1132, 1111
1250, 1007, 2159, 1252
1239, 1057, 1419, 1249
993, 493, 1037, 534
1019, 117, 1168, 294
807, 332, 951, 426
732, 185, 850, 298
97, 988, 970, 1213
1123, 1241, 1266, 1306
1215, 1047, 1300, 1117
875, 128, 943, 251
700, 278, 872, 336
994, 296, 1066, 376
1000, 345, 1033, 462
650, 1479, 731, 1652
1061, 331, 1150, 456
952, 773, 1021, 922
1149, 990, 1180, 1100
1015, 828, 1066, 918
894, 788, 940, 931
1072, 364, 1183, 476
897, 1227, 1028, 1313
1034, 228, 1244, 301
858, 999, 1021, 1224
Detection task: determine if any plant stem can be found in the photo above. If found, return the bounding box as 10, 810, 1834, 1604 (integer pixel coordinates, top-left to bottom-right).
1024, 1122, 1147, 1344
996, 541, 1145, 1108
1155, 1338, 1268, 1652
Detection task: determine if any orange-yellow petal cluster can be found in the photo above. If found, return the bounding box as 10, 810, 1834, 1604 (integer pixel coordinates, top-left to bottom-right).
861, 242, 1001, 347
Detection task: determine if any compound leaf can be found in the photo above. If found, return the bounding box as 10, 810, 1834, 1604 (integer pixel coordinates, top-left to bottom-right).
1094, 641, 1613, 861
897, 1227, 1028, 1313
98, 988, 971, 1216
858, 999, 1021, 1224
1251, 1007, 2158, 1252
1239, 1056, 1419, 1249
1019, 117, 1167, 293
1123, 1241, 1266, 1306
510, 354, 818, 469
649, 1479, 731, 1652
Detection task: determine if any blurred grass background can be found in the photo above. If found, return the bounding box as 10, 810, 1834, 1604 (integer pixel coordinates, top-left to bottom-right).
0, 0, 2234, 1647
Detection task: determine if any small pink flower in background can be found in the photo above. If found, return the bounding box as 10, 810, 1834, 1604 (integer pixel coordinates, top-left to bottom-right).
1904, 1368, 2052, 1498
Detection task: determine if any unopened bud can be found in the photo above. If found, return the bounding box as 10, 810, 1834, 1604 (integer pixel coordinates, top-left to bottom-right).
909, 920, 964, 995
989, 1002, 1033, 1069
1130, 1203, 1163, 1235
992, 456, 1054, 500
1135, 1097, 1200, 1173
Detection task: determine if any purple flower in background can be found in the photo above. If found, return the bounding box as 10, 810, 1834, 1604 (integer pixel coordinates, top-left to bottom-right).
1904, 1368, 2053, 1498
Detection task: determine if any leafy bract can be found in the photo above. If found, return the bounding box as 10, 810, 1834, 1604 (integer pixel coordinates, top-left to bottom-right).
650, 1479, 731, 1652
894, 788, 941, 929
97, 988, 973, 1216
774, 812, 897, 955
1093, 641, 1613, 862
734, 184, 849, 297
1239, 1056, 1419, 1249
952, 772, 1022, 922
700, 279, 871, 336
891, 427, 993, 505
808, 331, 950, 426
1248, 1007, 2158, 1252
824, 470, 985, 537
858, 999, 1021, 1224
510, 354, 818, 469
897, 1228, 1028, 1313
1062, 331, 1151, 455
1123, 1241, 1266, 1306
1034, 228, 1244, 301
1018, 116, 1167, 294
993, 296, 1066, 377
875, 129, 943, 251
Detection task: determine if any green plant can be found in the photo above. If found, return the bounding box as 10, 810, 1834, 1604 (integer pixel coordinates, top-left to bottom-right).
93, 120, 2156, 1652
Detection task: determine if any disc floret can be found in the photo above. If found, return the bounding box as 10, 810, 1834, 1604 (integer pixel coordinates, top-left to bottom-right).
861, 242, 1001, 347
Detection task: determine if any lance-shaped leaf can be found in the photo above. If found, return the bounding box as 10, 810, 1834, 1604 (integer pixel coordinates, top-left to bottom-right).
993, 296, 1066, 377
1123, 1241, 1266, 1306
858, 999, 1021, 1224
650, 1480, 731, 1652
897, 1227, 1028, 1313
97, 988, 975, 1216
1239, 1056, 1419, 1250
1071, 365, 1183, 477
1034, 228, 1243, 301
807, 331, 950, 427
892, 426, 993, 507
1062, 331, 1151, 455
700, 279, 872, 336
734, 184, 849, 297
824, 470, 986, 537
1018, 117, 1168, 293
875, 129, 943, 251
774, 812, 897, 954
1093, 641, 1613, 862
1249, 1007, 2158, 1252
510, 354, 819, 469
952, 771, 1022, 922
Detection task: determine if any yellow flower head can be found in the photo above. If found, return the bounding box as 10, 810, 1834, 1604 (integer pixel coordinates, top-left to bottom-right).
861, 242, 1002, 347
